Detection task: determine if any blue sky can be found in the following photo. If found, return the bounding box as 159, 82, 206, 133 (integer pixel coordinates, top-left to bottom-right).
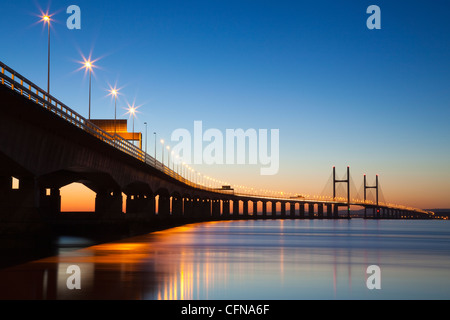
1, 0, 450, 208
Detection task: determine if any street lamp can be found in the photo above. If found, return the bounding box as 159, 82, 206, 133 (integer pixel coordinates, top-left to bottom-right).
153, 132, 157, 164
108, 87, 119, 143
81, 59, 95, 120
175, 155, 180, 174
160, 139, 165, 165
144, 122, 147, 161
166, 145, 171, 168
127, 104, 136, 145
171, 150, 175, 171
41, 13, 51, 96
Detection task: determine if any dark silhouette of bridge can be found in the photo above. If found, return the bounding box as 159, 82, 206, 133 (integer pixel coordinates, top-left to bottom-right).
0, 61, 431, 242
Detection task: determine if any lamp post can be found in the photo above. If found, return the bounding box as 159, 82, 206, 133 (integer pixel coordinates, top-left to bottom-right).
171, 151, 175, 171
144, 122, 147, 161
153, 132, 157, 164
160, 139, 165, 166
128, 105, 136, 146
109, 88, 119, 143
41, 14, 51, 96
166, 145, 171, 168
83, 60, 93, 120
175, 155, 179, 174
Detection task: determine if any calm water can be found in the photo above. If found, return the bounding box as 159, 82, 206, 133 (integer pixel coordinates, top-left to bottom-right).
0, 219, 450, 300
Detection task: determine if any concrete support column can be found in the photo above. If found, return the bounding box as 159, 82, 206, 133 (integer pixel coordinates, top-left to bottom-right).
253, 201, 258, 219
262, 201, 267, 219
192, 198, 201, 218
299, 203, 305, 219
202, 199, 211, 218
280, 202, 286, 218
272, 202, 277, 219
95, 189, 122, 218
233, 200, 240, 218
40, 187, 61, 216
222, 200, 230, 218
172, 196, 183, 217
308, 203, 314, 219
243, 200, 249, 218
158, 195, 170, 217
290, 203, 296, 219
126, 194, 155, 220
333, 204, 339, 219
125, 194, 137, 214
326, 204, 333, 219
184, 197, 194, 218
212, 199, 220, 218
146, 195, 155, 217
317, 203, 323, 219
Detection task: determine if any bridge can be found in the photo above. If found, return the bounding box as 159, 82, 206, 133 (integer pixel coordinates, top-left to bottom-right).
0, 61, 431, 241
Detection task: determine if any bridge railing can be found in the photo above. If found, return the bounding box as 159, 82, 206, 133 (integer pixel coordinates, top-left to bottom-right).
0, 61, 232, 195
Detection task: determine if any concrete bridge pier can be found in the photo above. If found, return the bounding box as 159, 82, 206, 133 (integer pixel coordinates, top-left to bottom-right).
333, 204, 339, 219
387, 208, 392, 219
280, 202, 286, 219
271, 202, 277, 219
233, 200, 240, 219
391, 209, 396, 219
95, 189, 122, 218
158, 195, 171, 218
125, 193, 154, 221
171, 195, 183, 218
299, 203, 305, 219
200, 199, 210, 219
183, 197, 193, 218
40, 187, 61, 217
252, 201, 258, 219
308, 203, 314, 219
0, 176, 45, 235
222, 199, 230, 218
212, 199, 221, 219
192, 198, 201, 219
262, 201, 267, 219
290, 203, 296, 219
326, 204, 332, 219
243, 200, 249, 219
317, 203, 323, 219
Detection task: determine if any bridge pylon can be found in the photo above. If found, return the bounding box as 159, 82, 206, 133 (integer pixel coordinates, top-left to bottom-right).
364, 174, 379, 218
333, 166, 350, 218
